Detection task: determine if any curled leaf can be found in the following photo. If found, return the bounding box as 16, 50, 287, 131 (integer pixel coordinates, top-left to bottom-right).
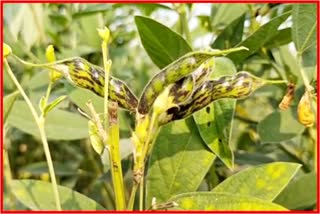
88, 120, 104, 155
279, 83, 295, 110
297, 90, 314, 127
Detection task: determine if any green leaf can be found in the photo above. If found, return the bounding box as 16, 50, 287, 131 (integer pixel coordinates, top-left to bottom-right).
68, 87, 131, 133
19, 161, 78, 176
264, 28, 292, 48
5, 4, 45, 50
88, 120, 104, 155
7, 101, 89, 140
211, 14, 245, 49
4, 91, 20, 123
193, 57, 237, 169
211, 4, 248, 28
68, 87, 104, 113
98, 138, 133, 173
274, 172, 316, 210
135, 16, 192, 69
292, 4, 316, 68
212, 162, 301, 201
44, 95, 67, 116
169, 192, 287, 211
146, 118, 216, 207
228, 12, 291, 64
257, 107, 305, 143
11, 179, 105, 210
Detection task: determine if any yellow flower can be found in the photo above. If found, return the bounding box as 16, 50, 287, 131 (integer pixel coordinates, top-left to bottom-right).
3, 43, 12, 58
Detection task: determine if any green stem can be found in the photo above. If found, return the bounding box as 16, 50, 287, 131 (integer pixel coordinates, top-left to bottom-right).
101, 41, 110, 130
101, 36, 125, 210
4, 59, 62, 211
128, 182, 138, 210
108, 102, 126, 210
263, 79, 288, 85
179, 4, 191, 43
297, 53, 313, 91
139, 176, 144, 211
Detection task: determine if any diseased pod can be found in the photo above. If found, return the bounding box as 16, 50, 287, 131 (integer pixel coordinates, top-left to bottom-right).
13, 55, 138, 112
138, 47, 247, 114
160, 71, 268, 125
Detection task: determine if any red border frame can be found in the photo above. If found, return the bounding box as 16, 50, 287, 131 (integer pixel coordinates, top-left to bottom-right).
1, 1, 319, 213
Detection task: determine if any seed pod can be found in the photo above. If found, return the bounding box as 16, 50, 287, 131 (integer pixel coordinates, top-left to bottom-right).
279, 83, 295, 110
138, 47, 247, 115
169, 75, 195, 106
297, 90, 314, 127
138, 51, 214, 114
50, 57, 138, 112
160, 71, 266, 124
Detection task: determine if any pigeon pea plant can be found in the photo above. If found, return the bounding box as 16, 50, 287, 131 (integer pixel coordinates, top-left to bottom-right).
3, 3, 317, 211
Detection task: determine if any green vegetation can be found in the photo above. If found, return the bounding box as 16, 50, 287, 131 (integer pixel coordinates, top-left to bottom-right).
3, 3, 317, 211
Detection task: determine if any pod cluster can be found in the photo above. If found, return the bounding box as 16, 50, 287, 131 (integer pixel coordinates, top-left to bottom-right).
52, 49, 270, 126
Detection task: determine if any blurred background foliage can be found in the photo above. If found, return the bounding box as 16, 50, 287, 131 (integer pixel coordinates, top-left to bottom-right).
3, 3, 317, 210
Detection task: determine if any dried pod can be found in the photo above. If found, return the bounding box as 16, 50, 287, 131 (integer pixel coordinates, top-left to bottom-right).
279, 83, 295, 110
297, 90, 314, 127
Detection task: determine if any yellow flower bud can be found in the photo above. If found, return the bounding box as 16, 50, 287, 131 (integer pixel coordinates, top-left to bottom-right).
45, 45, 62, 82
97, 27, 110, 43
3, 43, 12, 58
297, 90, 315, 127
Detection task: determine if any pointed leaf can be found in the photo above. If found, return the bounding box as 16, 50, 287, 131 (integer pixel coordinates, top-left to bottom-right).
88, 120, 104, 155
193, 57, 237, 169
135, 16, 192, 69
146, 118, 216, 207
257, 107, 305, 143
4, 91, 20, 123
169, 192, 287, 211
212, 162, 301, 201
211, 14, 245, 49
11, 179, 105, 210
228, 12, 291, 64
43, 95, 67, 116
292, 4, 316, 68
211, 4, 248, 27
274, 172, 316, 210
264, 28, 292, 48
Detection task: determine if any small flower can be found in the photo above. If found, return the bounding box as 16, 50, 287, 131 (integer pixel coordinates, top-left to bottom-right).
3, 43, 12, 58
46, 45, 62, 82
